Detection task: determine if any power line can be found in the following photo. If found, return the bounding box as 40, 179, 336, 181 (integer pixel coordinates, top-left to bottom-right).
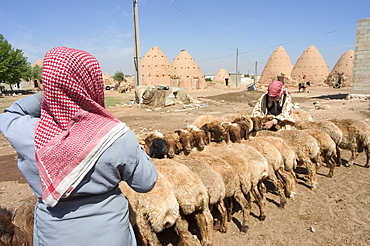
197, 26, 354, 62
163, 0, 234, 53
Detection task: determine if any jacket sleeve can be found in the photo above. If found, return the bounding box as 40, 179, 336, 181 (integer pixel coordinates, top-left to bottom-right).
250, 94, 266, 118
0, 93, 42, 160
116, 131, 158, 193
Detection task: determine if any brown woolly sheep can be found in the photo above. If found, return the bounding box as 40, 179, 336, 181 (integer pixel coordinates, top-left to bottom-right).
144, 131, 164, 154
256, 129, 320, 189
291, 108, 313, 122
201, 144, 269, 232
152, 158, 214, 246
200, 120, 226, 144
329, 119, 370, 167
175, 129, 193, 155
185, 151, 248, 233
221, 122, 242, 143
191, 115, 215, 128
293, 120, 343, 166
174, 155, 228, 233
254, 136, 298, 195
163, 132, 182, 158
303, 129, 337, 178
184, 125, 207, 151
242, 138, 296, 204
119, 173, 183, 246
0, 196, 36, 246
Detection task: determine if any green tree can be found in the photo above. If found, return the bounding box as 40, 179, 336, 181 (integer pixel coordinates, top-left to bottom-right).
25, 64, 42, 84
0, 34, 30, 90
112, 70, 126, 83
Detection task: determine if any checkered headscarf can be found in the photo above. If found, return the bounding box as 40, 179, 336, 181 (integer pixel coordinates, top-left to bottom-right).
35, 47, 128, 207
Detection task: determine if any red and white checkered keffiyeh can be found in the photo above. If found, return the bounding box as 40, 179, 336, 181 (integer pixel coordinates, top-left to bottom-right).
35, 47, 128, 207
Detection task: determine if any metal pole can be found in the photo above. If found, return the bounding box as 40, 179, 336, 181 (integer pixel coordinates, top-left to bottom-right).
254, 61, 257, 85
133, 0, 142, 87
236, 48, 238, 87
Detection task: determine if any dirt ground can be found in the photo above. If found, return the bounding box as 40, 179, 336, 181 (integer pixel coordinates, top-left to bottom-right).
1, 85, 370, 245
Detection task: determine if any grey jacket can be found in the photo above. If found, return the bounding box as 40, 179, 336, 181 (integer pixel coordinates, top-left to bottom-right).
0, 93, 157, 246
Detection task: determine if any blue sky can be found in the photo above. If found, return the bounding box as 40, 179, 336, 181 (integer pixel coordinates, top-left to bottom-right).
1, 0, 369, 76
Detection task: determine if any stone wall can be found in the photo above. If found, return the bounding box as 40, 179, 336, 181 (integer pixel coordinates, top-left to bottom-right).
352, 18, 370, 94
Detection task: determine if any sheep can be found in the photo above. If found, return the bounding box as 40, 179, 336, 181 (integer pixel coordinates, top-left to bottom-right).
200, 144, 269, 232
231, 114, 254, 133
175, 129, 193, 155
191, 115, 215, 129
241, 138, 295, 205
302, 129, 337, 178
329, 119, 370, 167
293, 120, 343, 166
144, 131, 164, 154
184, 125, 207, 151
200, 120, 226, 144
221, 122, 241, 143
256, 129, 320, 189
149, 138, 168, 159
173, 155, 228, 233
163, 132, 182, 158
0, 196, 36, 246
254, 136, 298, 196
184, 151, 247, 233
152, 158, 214, 246
291, 108, 313, 122
119, 173, 183, 246
235, 121, 250, 140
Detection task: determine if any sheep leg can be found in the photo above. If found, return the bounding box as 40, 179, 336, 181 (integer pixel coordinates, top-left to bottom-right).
266, 172, 287, 209
278, 169, 297, 199
233, 189, 250, 233
175, 214, 202, 246
215, 201, 228, 233
223, 197, 233, 222
305, 158, 318, 189
347, 149, 359, 166
365, 147, 369, 168
335, 145, 342, 166
136, 212, 161, 246
251, 184, 266, 221
194, 208, 214, 246
325, 156, 336, 178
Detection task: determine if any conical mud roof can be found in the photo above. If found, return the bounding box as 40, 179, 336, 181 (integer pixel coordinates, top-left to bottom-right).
32, 59, 43, 67
141, 46, 178, 87
213, 69, 233, 87
291, 45, 329, 86
331, 49, 354, 82
172, 49, 206, 90
259, 46, 293, 86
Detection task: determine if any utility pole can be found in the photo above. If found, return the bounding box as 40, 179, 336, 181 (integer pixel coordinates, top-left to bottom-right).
133, 0, 142, 87
235, 48, 239, 87
254, 61, 257, 85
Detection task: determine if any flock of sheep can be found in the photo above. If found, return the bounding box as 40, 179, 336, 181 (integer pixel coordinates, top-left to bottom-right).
1, 108, 369, 246
120, 109, 370, 246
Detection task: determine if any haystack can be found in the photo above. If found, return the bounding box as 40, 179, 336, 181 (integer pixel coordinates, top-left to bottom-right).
290, 45, 329, 86
172, 49, 206, 90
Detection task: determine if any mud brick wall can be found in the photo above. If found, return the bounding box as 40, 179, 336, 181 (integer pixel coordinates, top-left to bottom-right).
352, 18, 370, 94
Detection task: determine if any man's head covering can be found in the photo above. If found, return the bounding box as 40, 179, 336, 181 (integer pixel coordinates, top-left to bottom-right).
35, 47, 128, 207
267, 81, 284, 98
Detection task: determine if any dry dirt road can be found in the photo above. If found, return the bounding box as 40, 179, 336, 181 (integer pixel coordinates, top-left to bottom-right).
1, 86, 369, 246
